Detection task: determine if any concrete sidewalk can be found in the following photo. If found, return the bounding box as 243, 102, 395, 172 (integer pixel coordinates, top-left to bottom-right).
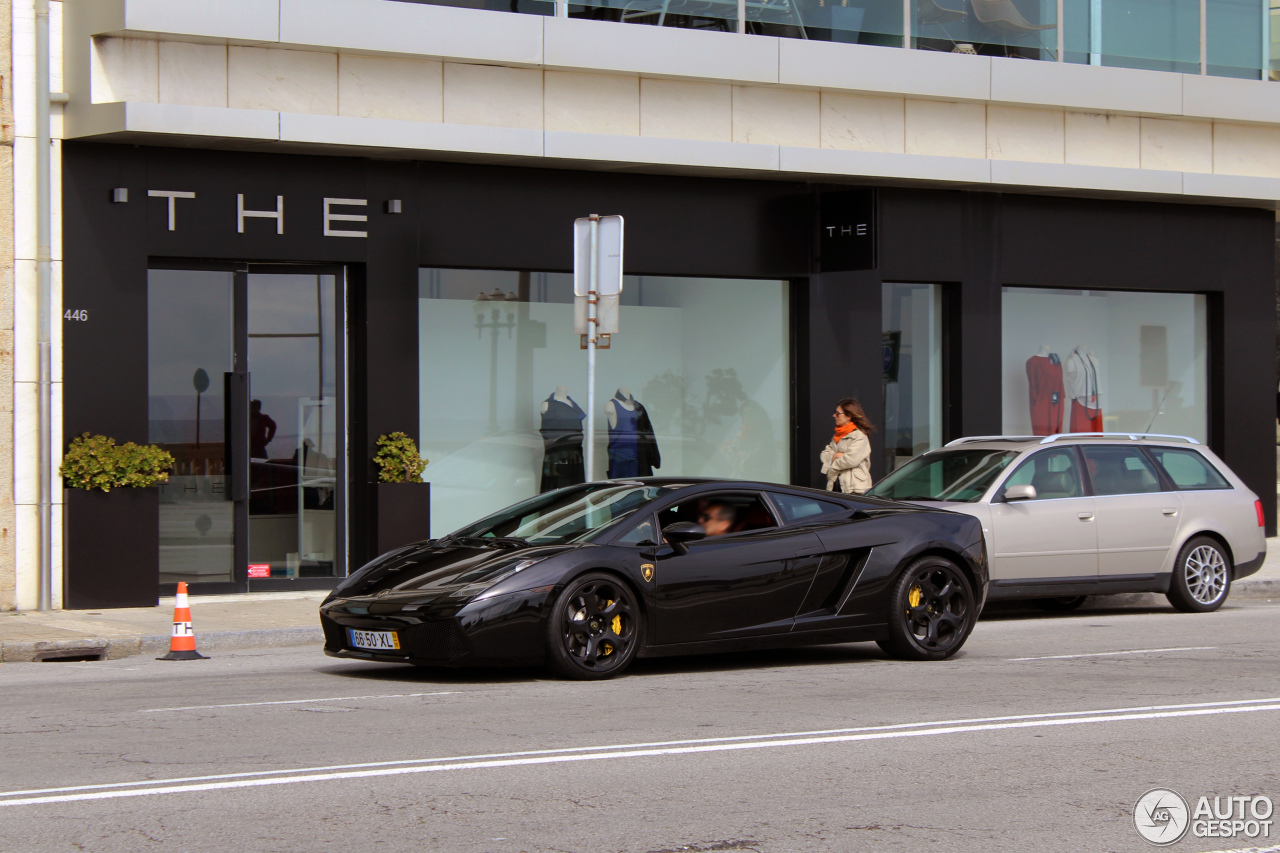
0, 591, 330, 662
3, 543, 1278, 663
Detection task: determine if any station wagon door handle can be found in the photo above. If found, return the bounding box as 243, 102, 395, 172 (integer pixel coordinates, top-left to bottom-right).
1162, 508, 1178, 516
1077, 512, 1094, 520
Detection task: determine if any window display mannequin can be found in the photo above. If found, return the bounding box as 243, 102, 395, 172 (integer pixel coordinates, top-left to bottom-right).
1025, 345, 1065, 436
539, 386, 586, 492
605, 387, 661, 478
1064, 346, 1103, 432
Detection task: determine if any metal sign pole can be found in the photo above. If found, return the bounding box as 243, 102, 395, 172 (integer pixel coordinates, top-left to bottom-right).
585, 214, 599, 482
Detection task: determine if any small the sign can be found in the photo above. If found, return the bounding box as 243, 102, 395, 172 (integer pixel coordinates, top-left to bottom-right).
248, 564, 271, 579
573, 215, 624, 297
819, 190, 876, 272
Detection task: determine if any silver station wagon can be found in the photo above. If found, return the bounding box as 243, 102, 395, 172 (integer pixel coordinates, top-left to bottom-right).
868, 433, 1267, 613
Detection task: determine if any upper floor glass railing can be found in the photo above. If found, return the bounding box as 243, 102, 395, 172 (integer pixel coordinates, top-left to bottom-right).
404, 0, 1277, 80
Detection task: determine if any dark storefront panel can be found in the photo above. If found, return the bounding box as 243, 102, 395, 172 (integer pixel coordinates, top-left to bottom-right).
61, 142, 1277, 606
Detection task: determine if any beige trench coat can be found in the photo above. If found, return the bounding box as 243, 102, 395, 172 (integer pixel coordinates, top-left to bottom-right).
819, 429, 872, 495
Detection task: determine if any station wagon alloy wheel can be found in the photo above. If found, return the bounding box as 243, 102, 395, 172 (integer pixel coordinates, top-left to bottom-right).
1186, 546, 1228, 603
547, 573, 641, 680
1167, 536, 1232, 613
878, 556, 975, 661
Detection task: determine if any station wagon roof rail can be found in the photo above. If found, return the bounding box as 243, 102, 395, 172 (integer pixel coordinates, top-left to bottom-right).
1037, 432, 1200, 445
943, 433, 1200, 447
943, 436, 1039, 446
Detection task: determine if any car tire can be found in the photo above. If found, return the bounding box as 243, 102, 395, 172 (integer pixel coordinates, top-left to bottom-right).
545, 572, 643, 680
1034, 596, 1087, 612
876, 555, 976, 661
1166, 536, 1232, 613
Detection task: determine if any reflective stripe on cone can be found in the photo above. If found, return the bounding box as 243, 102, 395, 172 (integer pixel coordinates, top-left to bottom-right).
158, 582, 208, 661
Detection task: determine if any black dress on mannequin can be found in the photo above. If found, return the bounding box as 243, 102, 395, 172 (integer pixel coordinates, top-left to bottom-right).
607, 392, 662, 478
539, 394, 587, 492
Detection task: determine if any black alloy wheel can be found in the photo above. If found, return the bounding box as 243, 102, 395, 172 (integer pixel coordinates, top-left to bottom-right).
1166, 535, 1232, 613
1034, 596, 1088, 612
545, 573, 642, 680
877, 556, 975, 661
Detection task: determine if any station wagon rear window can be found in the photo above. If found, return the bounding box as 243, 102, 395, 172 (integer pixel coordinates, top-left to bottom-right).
1146, 447, 1231, 491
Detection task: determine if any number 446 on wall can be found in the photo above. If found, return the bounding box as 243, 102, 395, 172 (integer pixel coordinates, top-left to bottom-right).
64, 309, 88, 322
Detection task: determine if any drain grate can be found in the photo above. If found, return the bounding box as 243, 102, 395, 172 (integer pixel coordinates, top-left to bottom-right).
35, 647, 107, 662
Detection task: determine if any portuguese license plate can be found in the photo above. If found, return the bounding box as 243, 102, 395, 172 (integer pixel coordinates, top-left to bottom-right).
347, 628, 400, 651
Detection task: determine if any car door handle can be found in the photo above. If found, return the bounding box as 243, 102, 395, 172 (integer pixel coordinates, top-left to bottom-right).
1077, 512, 1094, 521
1162, 508, 1178, 516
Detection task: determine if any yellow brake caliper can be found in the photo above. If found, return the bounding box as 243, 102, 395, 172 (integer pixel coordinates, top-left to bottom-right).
908, 585, 923, 609
601, 601, 619, 656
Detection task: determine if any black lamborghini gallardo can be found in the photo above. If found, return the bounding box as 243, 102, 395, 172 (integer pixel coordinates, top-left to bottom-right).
320, 479, 988, 679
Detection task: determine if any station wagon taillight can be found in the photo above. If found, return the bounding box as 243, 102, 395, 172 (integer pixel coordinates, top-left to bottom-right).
1256, 499, 1265, 527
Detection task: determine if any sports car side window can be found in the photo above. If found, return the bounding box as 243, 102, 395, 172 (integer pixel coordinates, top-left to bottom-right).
617, 516, 658, 546
1001, 448, 1083, 500
659, 494, 778, 536
770, 493, 847, 524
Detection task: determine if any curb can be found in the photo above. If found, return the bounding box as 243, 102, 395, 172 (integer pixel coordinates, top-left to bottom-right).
1233, 579, 1280, 600
0, 627, 324, 663
1073, 579, 1278, 611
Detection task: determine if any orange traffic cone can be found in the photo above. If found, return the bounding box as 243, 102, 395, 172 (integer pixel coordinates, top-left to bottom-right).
157, 582, 209, 661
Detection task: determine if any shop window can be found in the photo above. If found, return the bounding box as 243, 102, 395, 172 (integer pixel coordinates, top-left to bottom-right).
883, 283, 944, 472
419, 270, 790, 536
1001, 287, 1208, 442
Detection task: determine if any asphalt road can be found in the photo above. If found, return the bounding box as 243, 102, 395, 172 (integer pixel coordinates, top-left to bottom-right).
2, 600, 1279, 853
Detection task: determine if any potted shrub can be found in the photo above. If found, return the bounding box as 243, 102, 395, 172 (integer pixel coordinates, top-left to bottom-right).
60, 433, 174, 609
371, 432, 431, 554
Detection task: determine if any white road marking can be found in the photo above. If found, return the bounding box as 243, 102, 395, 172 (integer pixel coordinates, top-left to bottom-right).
1194, 847, 1280, 853
1006, 646, 1217, 661
137, 692, 459, 713
3, 697, 1278, 807
10, 696, 1277, 798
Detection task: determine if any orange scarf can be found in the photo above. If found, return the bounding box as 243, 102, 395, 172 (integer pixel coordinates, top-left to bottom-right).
832, 422, 857, 444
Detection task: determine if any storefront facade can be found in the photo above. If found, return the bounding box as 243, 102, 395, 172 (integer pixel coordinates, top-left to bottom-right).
59, 141, 1275, 607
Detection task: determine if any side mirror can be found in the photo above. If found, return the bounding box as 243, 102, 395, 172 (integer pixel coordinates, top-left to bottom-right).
1003, 484, 1037, 502
662, 521, 706, 556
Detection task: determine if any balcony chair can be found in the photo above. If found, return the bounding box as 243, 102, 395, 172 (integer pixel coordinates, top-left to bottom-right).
971, 0, 1053, 32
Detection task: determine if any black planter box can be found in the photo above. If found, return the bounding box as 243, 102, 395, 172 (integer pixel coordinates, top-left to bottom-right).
372, 483, 432, 555
65, 488, 160, 609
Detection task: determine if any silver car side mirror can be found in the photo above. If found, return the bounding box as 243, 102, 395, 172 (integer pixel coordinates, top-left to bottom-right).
1004, 484, 1038, 501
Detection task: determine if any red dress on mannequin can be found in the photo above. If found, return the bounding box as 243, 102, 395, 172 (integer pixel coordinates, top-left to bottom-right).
1025, 352, 1065, 436
1069, 399, 1103, 432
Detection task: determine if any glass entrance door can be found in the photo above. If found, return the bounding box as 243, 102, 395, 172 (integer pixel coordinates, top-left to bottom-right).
148, 266, 346, 592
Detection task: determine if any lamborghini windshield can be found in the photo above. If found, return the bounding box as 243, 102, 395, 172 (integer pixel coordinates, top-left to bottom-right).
446, 483, 676, 545
869, 449, 1019, 503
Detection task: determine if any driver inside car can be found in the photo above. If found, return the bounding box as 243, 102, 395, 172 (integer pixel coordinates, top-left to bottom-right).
698, 502, 737, 537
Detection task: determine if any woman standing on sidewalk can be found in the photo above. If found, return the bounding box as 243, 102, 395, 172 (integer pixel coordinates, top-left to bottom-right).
820, 397, 874, 494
